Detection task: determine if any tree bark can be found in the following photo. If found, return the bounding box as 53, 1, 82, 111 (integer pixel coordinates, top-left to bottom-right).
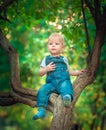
0, 1, 106, 130
0, 29, 53, 112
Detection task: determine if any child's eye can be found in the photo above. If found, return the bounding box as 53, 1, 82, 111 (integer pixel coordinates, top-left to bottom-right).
49, 43, 53, 45
55, 43, 59, 45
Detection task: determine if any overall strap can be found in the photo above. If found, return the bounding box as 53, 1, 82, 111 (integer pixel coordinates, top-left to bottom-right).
45, 55, 51, 66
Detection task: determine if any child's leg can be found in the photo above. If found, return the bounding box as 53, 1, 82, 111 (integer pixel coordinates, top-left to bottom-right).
58, 80, 74, 107
33, 83, 55, 120
32, 107, 46, 120
36, 83, 55, 107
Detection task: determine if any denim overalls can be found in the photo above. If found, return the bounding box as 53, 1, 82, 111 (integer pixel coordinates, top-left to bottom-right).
36, 55, 74, 108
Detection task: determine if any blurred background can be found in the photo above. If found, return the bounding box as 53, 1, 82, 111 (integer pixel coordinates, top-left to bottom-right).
0, 0, 106, 130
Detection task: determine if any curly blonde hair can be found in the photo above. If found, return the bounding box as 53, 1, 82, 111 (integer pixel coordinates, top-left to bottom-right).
48, 33, 64, 45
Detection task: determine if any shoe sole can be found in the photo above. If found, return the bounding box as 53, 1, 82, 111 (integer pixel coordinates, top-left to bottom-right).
63, 96, 71, 107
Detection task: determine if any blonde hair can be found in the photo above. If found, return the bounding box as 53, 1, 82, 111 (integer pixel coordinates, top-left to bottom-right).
48, 33, 64, 45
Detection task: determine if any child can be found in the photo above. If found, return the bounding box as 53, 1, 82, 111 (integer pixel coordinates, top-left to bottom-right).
33, 33, 85, 120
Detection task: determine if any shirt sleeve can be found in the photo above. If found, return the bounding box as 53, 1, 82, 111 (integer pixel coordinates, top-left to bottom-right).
63, 57, 69, 66
63, 57, 70, 70
40, 57, 46, 67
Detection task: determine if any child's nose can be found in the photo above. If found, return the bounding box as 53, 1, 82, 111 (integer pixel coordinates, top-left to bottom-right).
52, 43, 55, 46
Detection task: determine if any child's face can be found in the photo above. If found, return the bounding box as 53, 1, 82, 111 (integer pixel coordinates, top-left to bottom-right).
47, 37, 64, 56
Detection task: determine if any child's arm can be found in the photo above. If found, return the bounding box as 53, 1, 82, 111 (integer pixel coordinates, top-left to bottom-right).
38, 62, 56, 76
69, 69, 86, 76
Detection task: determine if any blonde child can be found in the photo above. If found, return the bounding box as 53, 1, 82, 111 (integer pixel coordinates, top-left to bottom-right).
33, 33, 85, 120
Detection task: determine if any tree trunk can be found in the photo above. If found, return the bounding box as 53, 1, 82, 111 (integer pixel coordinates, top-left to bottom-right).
50, 96, 73, 130
0, 1, 106, 130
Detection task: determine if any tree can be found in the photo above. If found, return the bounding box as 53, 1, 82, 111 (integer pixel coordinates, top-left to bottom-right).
0, 0, 106, 130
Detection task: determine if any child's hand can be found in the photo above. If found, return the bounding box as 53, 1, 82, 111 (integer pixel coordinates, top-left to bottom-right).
46, 62, 56, 72
78, 69, 87, 75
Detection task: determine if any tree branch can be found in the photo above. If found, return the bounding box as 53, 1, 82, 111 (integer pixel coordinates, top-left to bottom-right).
0, 0, 16, 12
0, 15, 11, 22
0, 29, 55, 112
81, 0, 92, 65
94, 0, 101, 16
0, 0, 17, 22
84, 0, 95, 18
0, 29, 37, 96
94, 0, 102, 27
0, 92, 18, 106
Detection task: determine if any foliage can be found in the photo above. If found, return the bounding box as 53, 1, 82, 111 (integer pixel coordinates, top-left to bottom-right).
0, 0, 106, 130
